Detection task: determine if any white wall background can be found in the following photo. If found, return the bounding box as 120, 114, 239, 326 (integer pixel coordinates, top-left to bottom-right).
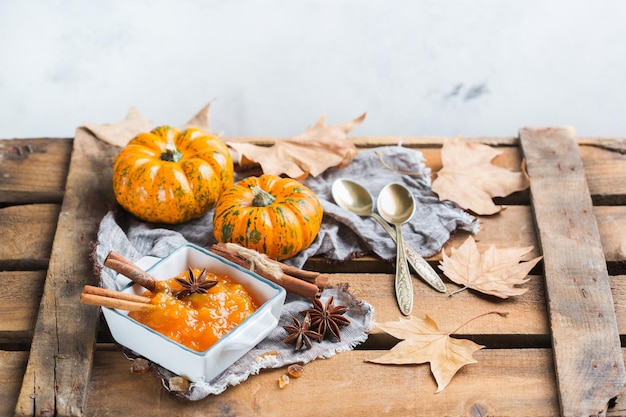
1, 0, 625, 139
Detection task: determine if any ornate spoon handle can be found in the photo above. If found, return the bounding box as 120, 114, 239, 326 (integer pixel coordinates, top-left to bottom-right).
394, 224, 413, 316
404, 245, 447, 293
371, 213, 446, 293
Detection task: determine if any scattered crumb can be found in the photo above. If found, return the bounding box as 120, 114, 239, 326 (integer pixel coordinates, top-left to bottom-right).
287, 364, 304, 378
256, 350, 279, 363
130, 358, 151, 374
278, 374, 290, 389
169, 376, 190, 392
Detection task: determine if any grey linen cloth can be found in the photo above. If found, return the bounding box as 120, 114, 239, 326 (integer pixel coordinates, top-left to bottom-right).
94, 145, 477, 399
291, 145, 479, 266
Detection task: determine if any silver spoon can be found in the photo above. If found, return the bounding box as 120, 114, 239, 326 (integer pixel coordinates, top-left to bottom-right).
377, 183, 416, 315
331, 178, 446, 293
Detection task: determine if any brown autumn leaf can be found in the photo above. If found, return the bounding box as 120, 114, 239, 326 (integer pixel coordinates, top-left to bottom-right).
367, 313, 490, 393
84, 103, 214, 147
227, 113, 366, 180
439, 235, 542, 298
84, 106, 155, 147
431, 138, 530, 215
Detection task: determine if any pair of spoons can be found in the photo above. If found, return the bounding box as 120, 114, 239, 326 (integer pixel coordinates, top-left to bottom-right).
331, 178, 447, 315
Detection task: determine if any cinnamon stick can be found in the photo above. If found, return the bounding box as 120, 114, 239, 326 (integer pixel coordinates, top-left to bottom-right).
80, 292, 156, 312
314, 274, 330, 290
268, 261, 328, 288
104, 251, 157, 292
82, 285, 152, 303
212, 243, 328, 288
268, 259, 320, 282
210, 244, 322, 298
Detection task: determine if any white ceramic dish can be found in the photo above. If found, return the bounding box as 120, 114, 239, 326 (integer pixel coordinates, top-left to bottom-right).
101, 243, 286, 382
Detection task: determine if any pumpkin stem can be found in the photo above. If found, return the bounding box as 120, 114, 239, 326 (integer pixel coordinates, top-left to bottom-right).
251, 186, 276, 207
161, 143, 183, 162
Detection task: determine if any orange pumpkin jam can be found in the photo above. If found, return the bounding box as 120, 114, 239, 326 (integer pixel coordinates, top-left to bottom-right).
128, 269, 258, 352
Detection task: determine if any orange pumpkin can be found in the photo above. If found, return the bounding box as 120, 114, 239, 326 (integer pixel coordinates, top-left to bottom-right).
213, 175, 323, 260
113, 126, 234, 224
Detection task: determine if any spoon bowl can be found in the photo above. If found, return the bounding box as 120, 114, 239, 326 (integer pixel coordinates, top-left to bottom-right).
377, 184, 416, 225
331, 178, 446, 293
331, 178, 376, 217
377, 183, 416, 315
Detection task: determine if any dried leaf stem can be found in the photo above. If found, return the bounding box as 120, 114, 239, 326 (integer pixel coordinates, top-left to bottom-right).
375, 151, 429, 177
450, 310, 509, 335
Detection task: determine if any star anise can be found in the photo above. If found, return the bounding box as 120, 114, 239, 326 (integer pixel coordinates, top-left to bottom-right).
174, 267, 218, 298
301, 296, 350, 341
283, 312, 322, 351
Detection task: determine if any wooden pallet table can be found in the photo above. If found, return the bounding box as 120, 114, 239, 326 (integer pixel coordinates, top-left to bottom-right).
1, 128, 625, 416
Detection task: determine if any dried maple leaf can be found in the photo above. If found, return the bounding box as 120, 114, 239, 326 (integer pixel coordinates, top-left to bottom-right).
227, 113, 366, 180
84, 106, 155, 147
432, 138, 530, 215
439, 236, 542, 298
84, 103, 214, 147
367, 313, 489, 393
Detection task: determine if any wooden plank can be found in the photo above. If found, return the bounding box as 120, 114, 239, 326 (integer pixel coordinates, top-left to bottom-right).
443, 205, 539, 258
0, 138, 73, 204
0, 204, 60, 270
0, 351, 29, 417
15, 129, 118, 417
85, 347, 559, 416
228, 135, 626, 199
83, 348, 626, 416
0, 271, 46, 343
305, 206, 626, 273
333, 273, 548, 343
581, 144, 626, 204
305, 205, 540, 274
596, 206, 626, 264
520, 127, 625, 416
307, 204, 626, 275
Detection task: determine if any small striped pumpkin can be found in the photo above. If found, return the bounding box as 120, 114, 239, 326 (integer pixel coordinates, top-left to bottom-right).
213, 175, 323, 260
113, 126, 234, 224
